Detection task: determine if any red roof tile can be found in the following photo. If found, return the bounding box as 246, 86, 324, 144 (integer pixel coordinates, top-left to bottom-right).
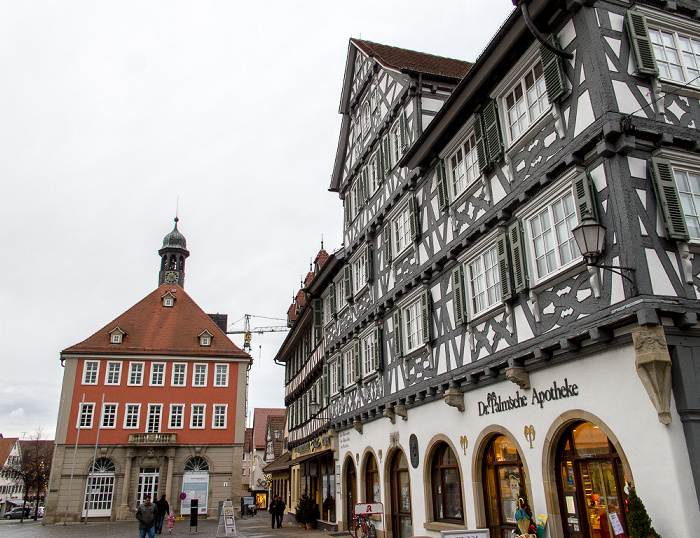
267, 415, 285, 460
352, 39, 472, 79
252, 408, 285, 449
0, 437, 19, 467
63, 284, 249, 359
314, 249, 329, 270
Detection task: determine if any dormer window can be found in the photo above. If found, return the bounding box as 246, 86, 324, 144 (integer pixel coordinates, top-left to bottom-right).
109, 327, 125, 345
161, 290, 176, 308
198, 329, 213, 347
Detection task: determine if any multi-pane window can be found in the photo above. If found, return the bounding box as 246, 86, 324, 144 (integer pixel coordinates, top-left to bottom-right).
101, 404, 117, 428
344, 347, 357, 386
323, 292, 333, 325
147, 404, 162, 433
169, 405, 184, 429
361, 102, 371, 137
214, 364, 229, 387
404, 299, 423, 352
353, 250, 368, 293
150, 363, 165, 386
394, 206, 412, 255
191, 405, 205, 429
105, 362, 121, 385
193, 364, 207, 387
527, 191, 579, 280
83, 361, 99, 385
213, 405, 227, 428
431, 443, 464, 523
649, 28, 700, 87
330, 360, 339, 395
336, 279, 347, 310
392, 121, 403, 163
449, 134, 480, 198
128, 362, 144, 386
78, 403, 94, 428
675, 166, 700, 239
172, 363, 186, 386
369, 151, 381, 194
124, 404, 140, 429
361, 332, 377, 374
467, 245, 501, 316
505, 60, 548, 141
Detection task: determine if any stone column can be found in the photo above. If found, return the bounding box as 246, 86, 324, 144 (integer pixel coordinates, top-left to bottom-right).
165, 447, 175, 504
117, 448, 135, 520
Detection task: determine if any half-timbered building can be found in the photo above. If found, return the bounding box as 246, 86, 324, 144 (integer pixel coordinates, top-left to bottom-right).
316, 2, 700, 537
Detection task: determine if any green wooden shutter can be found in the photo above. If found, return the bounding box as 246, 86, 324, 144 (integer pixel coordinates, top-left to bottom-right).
482, 100, 503, 166
337, 357, 344, 392
329, 283, 336, 316
322, 363, 328, 404
400, 112, 408, 151
344, 196, 351, 225
436, 159, 449, 211
474, 113, 489, 171
376, 148, 385, 184
384, 222, 393, 263
354, 340, 361, 380
374, 326, 383, 371
649, 157, 689, 241
452, 265, 467, 326
509, 220, 528, 293
393, 309, 403, 358
383, 135, 392, 174
573, 172, 597, 220
540, 34, 568, 103
313, 298, 323, 344
344, 264, 353, 300
497, 232, 514, 302
409, 194, 420, 241
365, 242, 373, 283
362, 167, 369, 203
421, 290, 433, 344
625, 11, 658, 77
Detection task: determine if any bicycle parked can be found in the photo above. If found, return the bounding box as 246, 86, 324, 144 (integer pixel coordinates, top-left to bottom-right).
353, 513, 377, 538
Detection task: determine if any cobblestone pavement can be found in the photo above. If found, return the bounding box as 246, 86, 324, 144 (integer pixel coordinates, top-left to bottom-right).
0, 515, 351, 538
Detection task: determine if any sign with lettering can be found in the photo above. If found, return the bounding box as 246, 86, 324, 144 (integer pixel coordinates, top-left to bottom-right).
354, 502, 383, 515
477, 378, 579, 416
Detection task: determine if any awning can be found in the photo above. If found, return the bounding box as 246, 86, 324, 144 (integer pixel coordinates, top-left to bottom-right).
288, 448, 334, 467
263, 451, 292, 473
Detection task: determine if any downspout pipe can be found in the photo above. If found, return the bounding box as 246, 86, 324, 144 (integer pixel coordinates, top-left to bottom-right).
513, 0, 574, 59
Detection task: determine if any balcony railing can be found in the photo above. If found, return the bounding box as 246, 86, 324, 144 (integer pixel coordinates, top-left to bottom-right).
128, 433, 176, 445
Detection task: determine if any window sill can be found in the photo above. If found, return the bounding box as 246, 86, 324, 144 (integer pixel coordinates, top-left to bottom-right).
362, 371, 379, 383
528, 257, 587, 294
402, 343, 427, 361
505, 106, 555, 160
657, 79, 700, 101
451, 176, 484, 209
392, 244, 416, 267
468, 303, 506, 326
423, 521, 467, 532
354, 283, 370, 300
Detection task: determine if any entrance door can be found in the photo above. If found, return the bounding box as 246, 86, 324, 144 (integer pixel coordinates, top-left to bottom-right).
557, 422, 628, 538
136, 468, 159, 508
390, 451, 412, 538
345, 460, 356, 532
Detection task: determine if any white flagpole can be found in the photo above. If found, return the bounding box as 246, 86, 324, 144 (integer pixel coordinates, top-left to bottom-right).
63, 393, 85, 525
83, 393, 104, 523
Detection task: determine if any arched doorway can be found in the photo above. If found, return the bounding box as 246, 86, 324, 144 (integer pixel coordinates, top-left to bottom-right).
83, 458, 115, 517
482, 434, 523, 537
430, 442, 464, 524
390, 450, 412, 538
345, 457, 357, 531
364, 453, 380, 503
556, 421, 628, 538
182, 457, 210, 516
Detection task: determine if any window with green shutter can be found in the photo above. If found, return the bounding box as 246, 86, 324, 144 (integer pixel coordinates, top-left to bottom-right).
482, 100, 503, 166
497, 232, 514, 302
421, 290, 433, 344
400, 112, 409, 151
393, 309, 403, 358
474, 113, 489, 171
625, 11, 659, 77
374, 326, 383, 371
436, 159, 449, 211
354, 340, 361, 380
344, 264, 353, 301
451, 266, 467, 326
508, 221, 528, 293
572, 171, 597, 220
649, 157, 690, 241
540, 34, 568, 103
409, 194, 420, 241
313, 298, 323, 345
365, 243, 374, 283
329, 283, 336, 317
384, 222, 393, 263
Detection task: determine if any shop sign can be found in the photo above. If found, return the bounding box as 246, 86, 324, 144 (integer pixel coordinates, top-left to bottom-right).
478, 378, 579, 416
297, 434, 332, 455
339, 430, 351, 450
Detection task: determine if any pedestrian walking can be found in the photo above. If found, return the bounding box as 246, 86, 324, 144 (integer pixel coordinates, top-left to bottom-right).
155, 494, 170, 534
273, 496, 285, 529
167, 511, 175, 535
136, 494, 158, 538
268, 497, 278, 529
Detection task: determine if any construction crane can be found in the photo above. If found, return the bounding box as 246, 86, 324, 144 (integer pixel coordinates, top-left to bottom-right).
227, 314, 289, 354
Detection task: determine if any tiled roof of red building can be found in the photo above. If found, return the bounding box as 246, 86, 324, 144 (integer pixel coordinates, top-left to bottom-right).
352, 39, 472, 79
295, 289, 306, 309
304, 271, 315, 287
253, 408, 285, 449
62, 284, 249, 359
314, 249, 329, 270
0, 437, 19, 466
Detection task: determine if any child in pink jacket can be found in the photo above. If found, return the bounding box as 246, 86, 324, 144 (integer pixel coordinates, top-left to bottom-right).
167, 511, 175, 534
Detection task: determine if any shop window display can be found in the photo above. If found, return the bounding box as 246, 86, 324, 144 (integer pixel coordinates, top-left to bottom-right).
482, 435, 523, 537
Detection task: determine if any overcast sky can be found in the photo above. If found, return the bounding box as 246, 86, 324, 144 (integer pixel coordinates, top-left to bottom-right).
0, 1, 514, 440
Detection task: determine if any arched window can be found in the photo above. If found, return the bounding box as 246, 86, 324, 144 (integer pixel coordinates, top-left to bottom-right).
89, 457, 116, 473
83, 458, 115, 517
184, 457, 210, 471
390, 451, 412, 538
364, 454, 380, 503
482, 435, 523, 537
430, 443, 463, 523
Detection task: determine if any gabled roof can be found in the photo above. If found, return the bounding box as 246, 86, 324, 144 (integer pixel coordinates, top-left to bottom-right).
352, 39, 473, 79
266, 415, 285, 460
62, 284, 249, 359
0, 437, 19, 466
252, 408, 285, 450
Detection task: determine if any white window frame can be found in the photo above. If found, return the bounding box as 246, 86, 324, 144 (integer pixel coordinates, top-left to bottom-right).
101, 403, 118, 429
124, 404, 140, 429
149, 362, 166, 386
518, 178, 582, 287
343, 345, 357, 387
322, 289, 333, 326
391, 120, 403, 164
352, 248, 369, 296
361, 101, 371, 138
653, 148, 700, 242
82, 361, 99, 385
164, 297, 174, 307
330, 358, 339, 396
212, 404, 228, 429
146, 404, 162, 433
169, 404, 185, 429
360, 329, 377, 376
128, 362, 144, 386
171, 363, 187, 386
393, 204, 412, 257
369, 149, 381, 195
77, 402, 95, 429
193, 363, 208, 387
105, 361, 122, 386
401, 294, 424, 354
463, 233, 503, 319
111, 333, 122, 344
214, 364, 229, 387
200, 335, 211, 347
190, 404, 206, 429
449, 133, 481, 200
336, 277, 348, 312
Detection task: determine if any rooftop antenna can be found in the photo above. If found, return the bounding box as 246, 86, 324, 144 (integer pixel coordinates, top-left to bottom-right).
321, 235, 324, 250
310, 258, 313, 272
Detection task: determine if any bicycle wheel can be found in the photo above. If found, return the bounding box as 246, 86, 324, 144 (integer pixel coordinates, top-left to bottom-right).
364, 521, 377, 538
354, 519, 360, 538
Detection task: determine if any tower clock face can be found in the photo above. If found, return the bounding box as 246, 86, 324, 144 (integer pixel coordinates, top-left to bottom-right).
165, 271, 179, 284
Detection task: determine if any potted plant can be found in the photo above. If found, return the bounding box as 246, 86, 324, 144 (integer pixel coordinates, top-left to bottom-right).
627, 487, 662, 538
295, 489, 318, 529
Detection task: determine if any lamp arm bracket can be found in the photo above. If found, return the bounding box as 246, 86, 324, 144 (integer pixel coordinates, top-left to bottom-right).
586, 263, 637, 290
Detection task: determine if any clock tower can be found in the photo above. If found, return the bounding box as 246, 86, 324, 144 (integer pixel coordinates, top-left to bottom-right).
158, 217, 190, 288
